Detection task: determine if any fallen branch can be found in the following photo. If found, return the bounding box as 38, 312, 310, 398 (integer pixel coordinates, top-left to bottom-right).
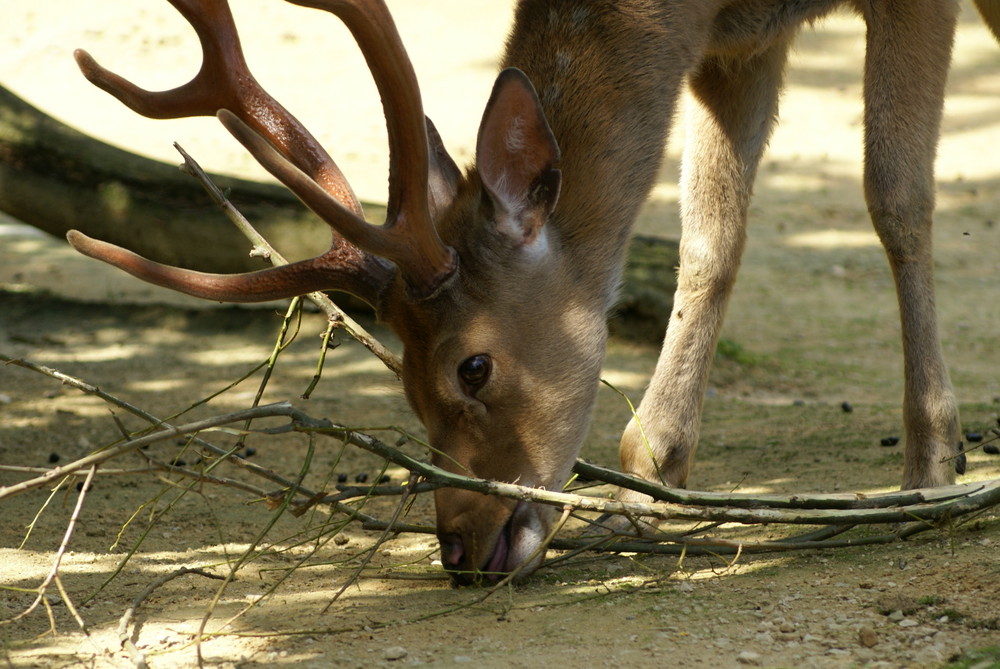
4, 354, 999, 576
6, 388, 996, 537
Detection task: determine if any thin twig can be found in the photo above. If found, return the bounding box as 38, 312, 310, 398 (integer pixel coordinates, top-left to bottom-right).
8, 395, 997, 532
116, 567, 224, 669
1, 466, 97, 633
301, 317, 338, 400
324, 470, 420, 612
0, 355, 383, 528
174, 144, 401, 376
194, 434, 315, 667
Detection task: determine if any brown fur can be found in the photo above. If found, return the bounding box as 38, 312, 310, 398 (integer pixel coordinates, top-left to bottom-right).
388, 0, 983, 581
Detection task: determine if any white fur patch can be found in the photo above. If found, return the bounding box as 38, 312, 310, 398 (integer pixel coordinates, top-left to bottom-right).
504, 115, 528, 154
520, 225, 550, 260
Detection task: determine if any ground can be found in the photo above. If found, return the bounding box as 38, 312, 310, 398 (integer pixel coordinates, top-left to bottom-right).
2, 2, 1000, 668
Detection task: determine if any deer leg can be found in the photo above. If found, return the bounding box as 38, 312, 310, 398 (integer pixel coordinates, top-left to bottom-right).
619, 41, 790, 497
862, 1, 962, 489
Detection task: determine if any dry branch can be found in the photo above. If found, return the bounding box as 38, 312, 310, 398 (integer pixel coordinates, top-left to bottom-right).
4, 370, 996, 554
174, 145, 402, 376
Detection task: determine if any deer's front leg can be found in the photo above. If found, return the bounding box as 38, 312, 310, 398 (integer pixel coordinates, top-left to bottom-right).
863, 1, 962, 489
618, 42, 790, 499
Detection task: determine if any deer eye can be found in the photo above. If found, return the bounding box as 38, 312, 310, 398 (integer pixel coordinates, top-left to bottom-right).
458, 354, 492, 390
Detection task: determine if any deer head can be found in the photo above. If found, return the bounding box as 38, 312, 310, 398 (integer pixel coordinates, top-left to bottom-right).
68, 0, 609, 584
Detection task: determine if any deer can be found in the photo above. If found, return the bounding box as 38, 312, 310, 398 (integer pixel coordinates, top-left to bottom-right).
66, 0, 999, 585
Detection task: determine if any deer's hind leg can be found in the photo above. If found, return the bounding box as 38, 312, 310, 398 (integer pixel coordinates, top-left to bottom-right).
862, 1, 962, 489
618, 40, 791, 497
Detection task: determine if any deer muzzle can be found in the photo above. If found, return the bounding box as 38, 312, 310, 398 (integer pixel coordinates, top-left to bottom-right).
435, 491, 549, 586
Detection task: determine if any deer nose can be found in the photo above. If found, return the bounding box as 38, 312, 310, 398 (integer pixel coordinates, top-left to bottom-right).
438, 533, 480, 586
438, 533, 465, 570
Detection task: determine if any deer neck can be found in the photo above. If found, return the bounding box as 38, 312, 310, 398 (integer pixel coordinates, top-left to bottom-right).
501, 0, 690, 303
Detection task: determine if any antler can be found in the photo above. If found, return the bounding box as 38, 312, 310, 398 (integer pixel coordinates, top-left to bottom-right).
69, 0, 457, 303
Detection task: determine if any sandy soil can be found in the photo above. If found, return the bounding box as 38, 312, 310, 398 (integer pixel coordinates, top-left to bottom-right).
2, 2, 1000, 668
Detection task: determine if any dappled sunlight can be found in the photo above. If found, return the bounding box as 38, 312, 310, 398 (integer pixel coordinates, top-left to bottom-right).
185, 346, 272, 367
601, 369, 652, 391
647, 181, 680, 204
762, 171, 843, 194
352, 384, 403, 399
2, 3, 999, 666
42, 392, 123, 418
312, 355, 396, 380
41, 343, 151, 363
2, 236, 54, 255
126, 378, 191, 393
677, 557, 786, 582
784, 229, 880, 249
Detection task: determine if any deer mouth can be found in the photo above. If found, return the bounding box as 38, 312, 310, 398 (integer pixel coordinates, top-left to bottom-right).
481, 502, 520, 581
440, 501, 525, 586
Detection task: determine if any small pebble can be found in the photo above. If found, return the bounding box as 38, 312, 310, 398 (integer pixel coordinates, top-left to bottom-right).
880, 436, 900, 447
737, 650, 762, 665
858, 627, 878, 648
382, 646, 407, 661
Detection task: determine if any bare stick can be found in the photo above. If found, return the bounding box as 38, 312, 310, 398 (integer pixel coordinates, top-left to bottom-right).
286, 412, 1000, 527
323, 470, 420, 612
571, 459, 985, 510
1, 466, 97, 632
0, 355, 380, 526
6, 389, 997, 531
6, 356, 1000, 563
175, 144, 402, 376
117, 567, 224, 669
0, 404, 294, 501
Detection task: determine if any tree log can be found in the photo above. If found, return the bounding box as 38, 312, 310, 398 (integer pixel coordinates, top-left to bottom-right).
0, 86, 676, 341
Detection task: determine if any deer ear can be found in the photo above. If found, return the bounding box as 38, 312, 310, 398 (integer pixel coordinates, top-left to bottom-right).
476, 68, 561, 246
425, 116, 461, 219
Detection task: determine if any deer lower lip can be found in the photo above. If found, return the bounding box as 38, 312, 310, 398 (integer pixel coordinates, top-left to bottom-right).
482, 502, 521, 580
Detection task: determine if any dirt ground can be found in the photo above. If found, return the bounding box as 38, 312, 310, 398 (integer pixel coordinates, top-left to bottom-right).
2, 2, 1000, 668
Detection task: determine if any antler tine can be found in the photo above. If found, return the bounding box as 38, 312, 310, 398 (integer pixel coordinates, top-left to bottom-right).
73, 0, 360, 213
281, 0, 458, 297
67, 230, 391, 305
